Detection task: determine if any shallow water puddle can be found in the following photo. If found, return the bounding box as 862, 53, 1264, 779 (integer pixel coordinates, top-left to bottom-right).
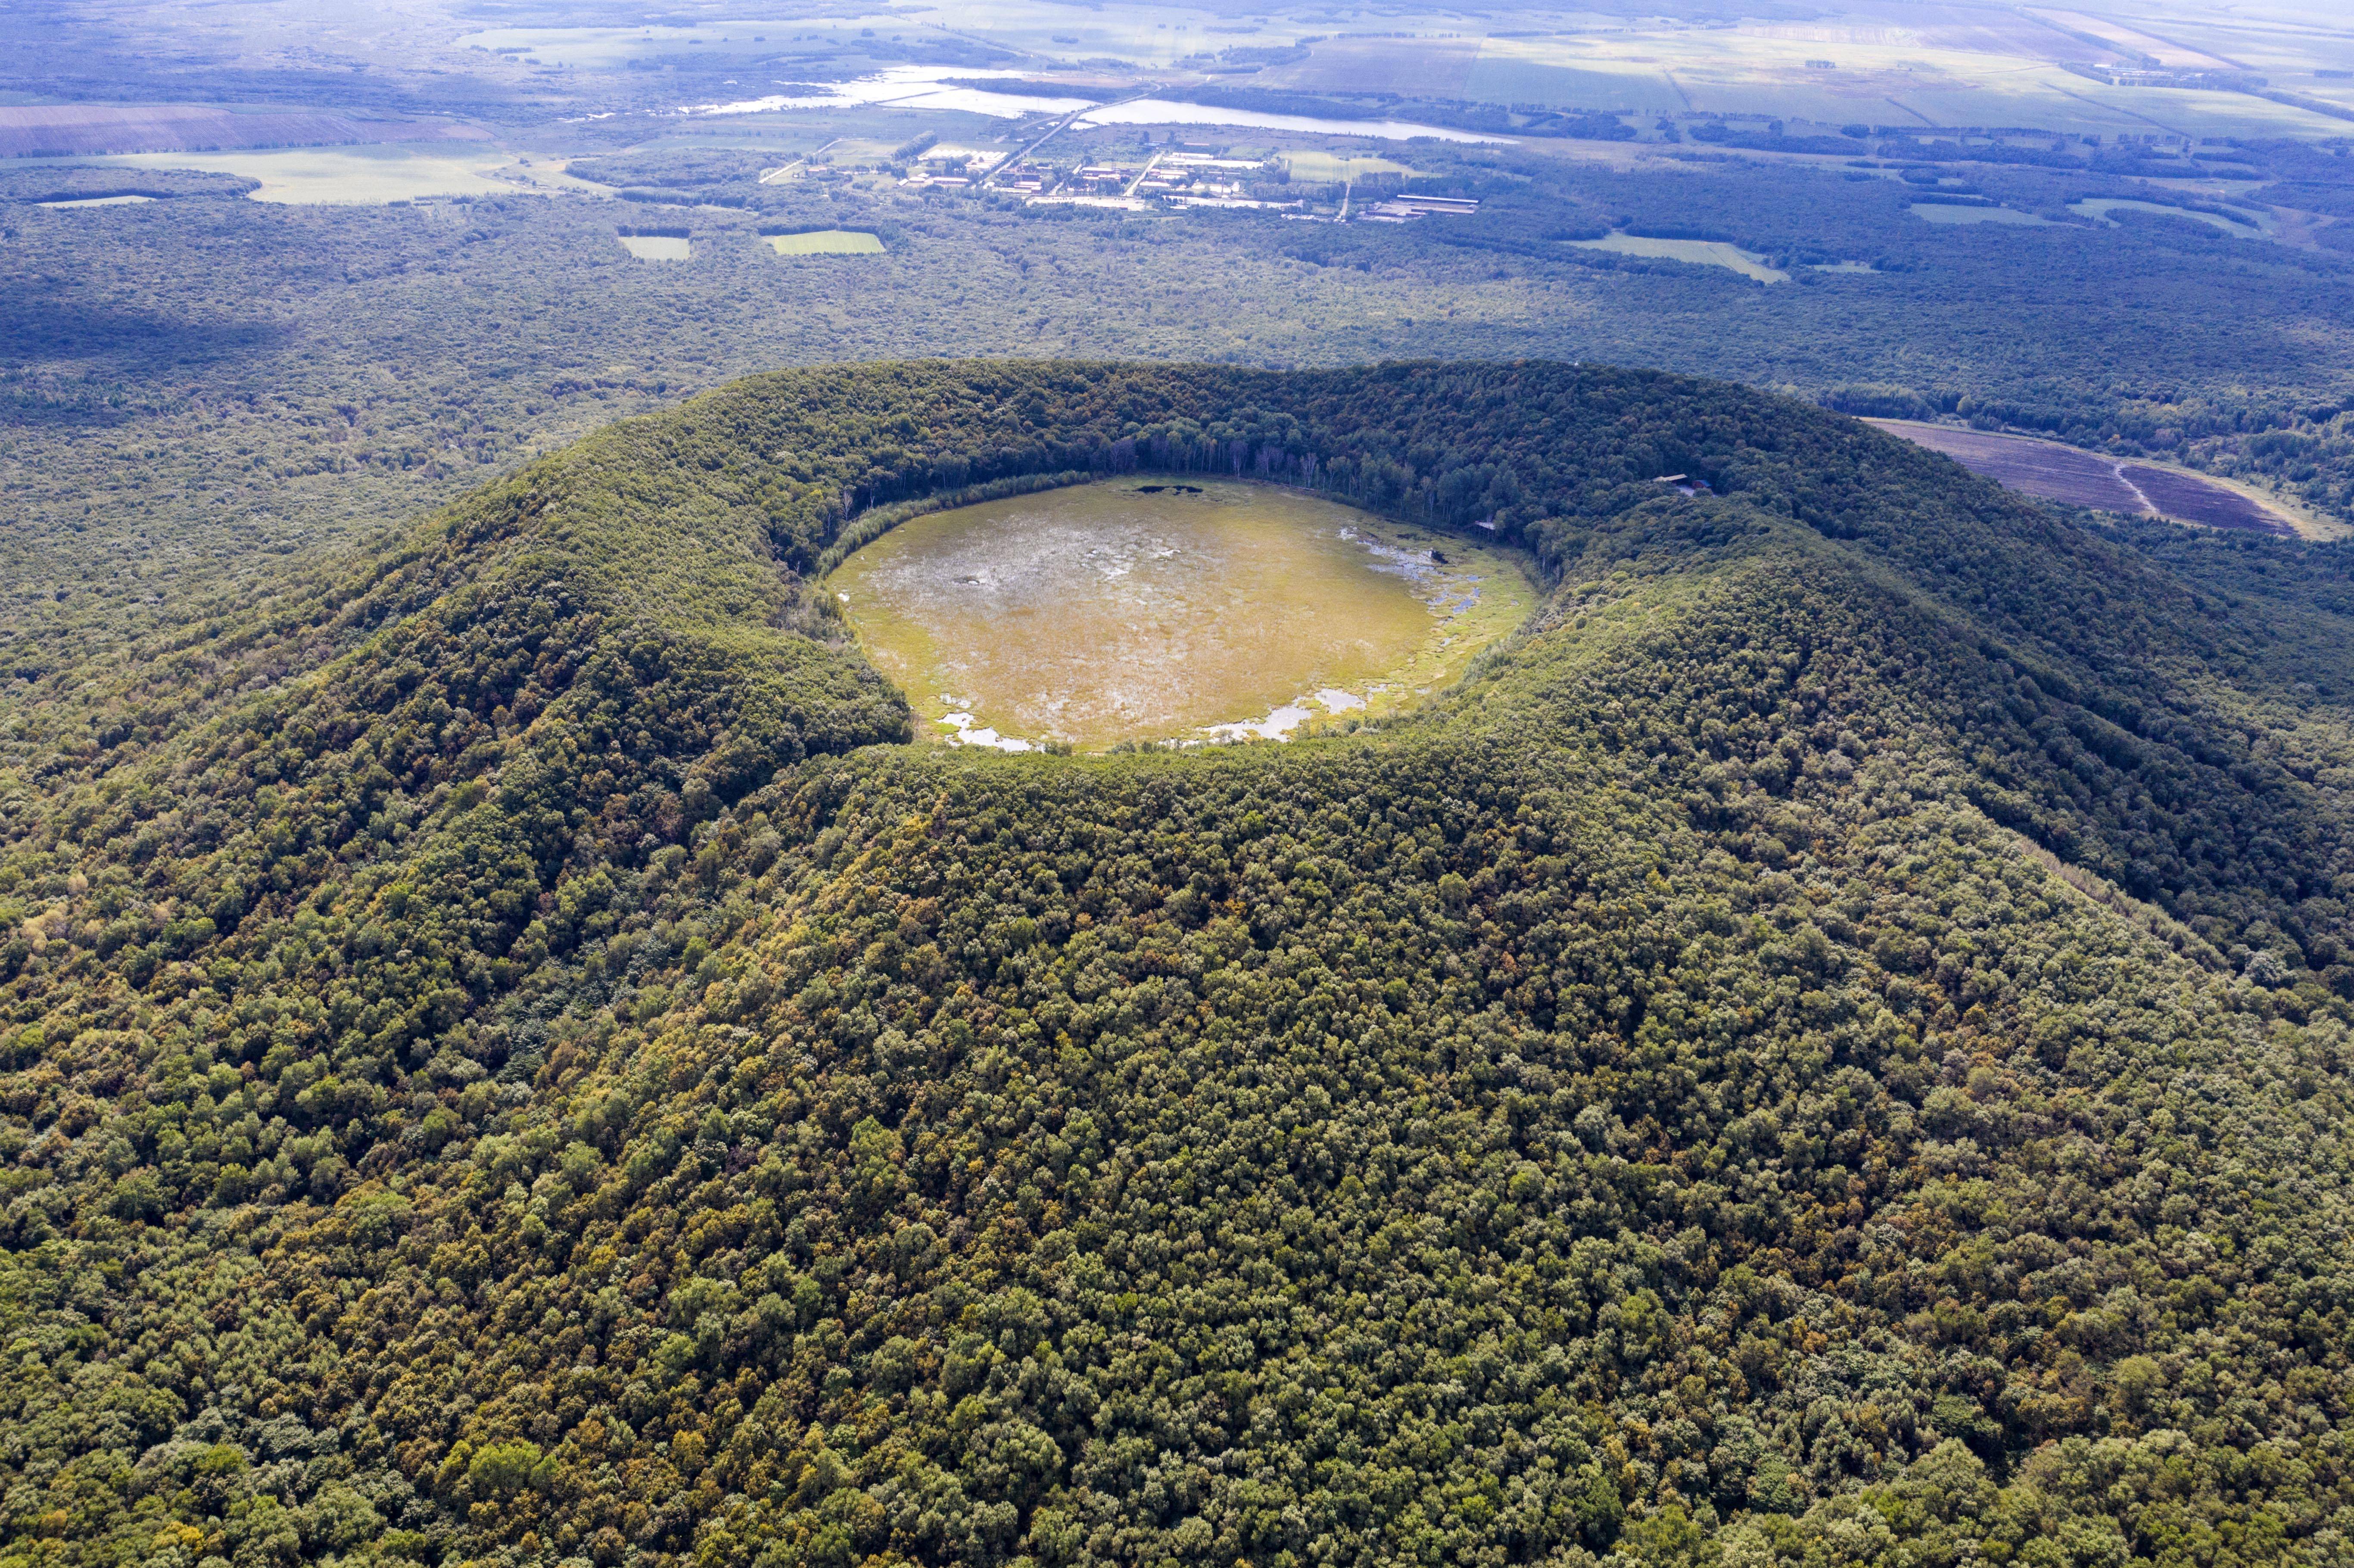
829, 479, 1533, 751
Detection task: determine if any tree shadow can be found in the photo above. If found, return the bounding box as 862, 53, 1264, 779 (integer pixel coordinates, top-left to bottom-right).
0, 281, 296, 420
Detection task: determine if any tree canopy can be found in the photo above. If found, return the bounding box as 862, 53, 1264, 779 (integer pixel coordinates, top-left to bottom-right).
3, 360, 2352, 1568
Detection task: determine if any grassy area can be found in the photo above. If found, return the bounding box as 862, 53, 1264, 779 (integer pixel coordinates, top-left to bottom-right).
102, 142, 526, 204
765, 228, 885, 255
1565, 232, 1790, 284
1278, 150, 1416, 184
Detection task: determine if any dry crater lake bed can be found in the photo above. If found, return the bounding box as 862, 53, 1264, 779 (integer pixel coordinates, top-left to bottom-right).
829, 480, 1535, 751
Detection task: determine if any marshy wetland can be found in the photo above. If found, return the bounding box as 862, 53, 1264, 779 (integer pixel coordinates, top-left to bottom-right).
829, 480, 1534, 752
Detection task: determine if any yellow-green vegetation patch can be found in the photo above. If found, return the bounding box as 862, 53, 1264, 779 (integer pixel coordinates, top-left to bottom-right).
765, 229, 885, 256
101, 143, 522, 204
829, 478, 1532, 751
822, 140, 905, 169
1566, 231, 1789, 283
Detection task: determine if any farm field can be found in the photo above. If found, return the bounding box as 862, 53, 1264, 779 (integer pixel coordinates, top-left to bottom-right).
829, 479, 1532, 750
1250, 17, 2354, 139
1869, 420, 2310, 536
765, 229, 884, 255
2073, 197, 2272, 239
1565, 231, 1789, 283
2125, 463, 2301, 535
99, 142, 525, 203
1278, 151, 1414, 184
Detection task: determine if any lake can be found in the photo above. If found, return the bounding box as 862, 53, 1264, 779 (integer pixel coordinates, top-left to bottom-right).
676, 65, 1515, 144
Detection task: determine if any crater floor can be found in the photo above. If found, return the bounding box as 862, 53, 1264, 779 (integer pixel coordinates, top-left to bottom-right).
828, 479, 1534, 750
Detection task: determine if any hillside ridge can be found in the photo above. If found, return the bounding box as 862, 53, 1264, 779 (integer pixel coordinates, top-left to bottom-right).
2, 360, 2351, 1568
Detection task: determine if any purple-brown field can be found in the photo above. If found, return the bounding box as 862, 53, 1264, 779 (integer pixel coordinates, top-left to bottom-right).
1867, 420, 2298, 535
2122, 464, 2296, 535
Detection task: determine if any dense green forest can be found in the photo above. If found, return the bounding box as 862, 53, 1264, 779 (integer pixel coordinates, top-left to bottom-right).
10, 126, 2354, 694
3, 359, 2354, 1568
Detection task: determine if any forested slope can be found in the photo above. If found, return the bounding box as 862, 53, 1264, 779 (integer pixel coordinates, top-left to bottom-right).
2, 361, 2352, 1568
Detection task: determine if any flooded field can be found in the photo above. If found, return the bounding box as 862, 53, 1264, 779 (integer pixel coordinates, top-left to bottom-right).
1867, 420, 2302, 536
1567, 231, 1788, 283
831, 480, 1534, 751
765, 230, 884, 256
